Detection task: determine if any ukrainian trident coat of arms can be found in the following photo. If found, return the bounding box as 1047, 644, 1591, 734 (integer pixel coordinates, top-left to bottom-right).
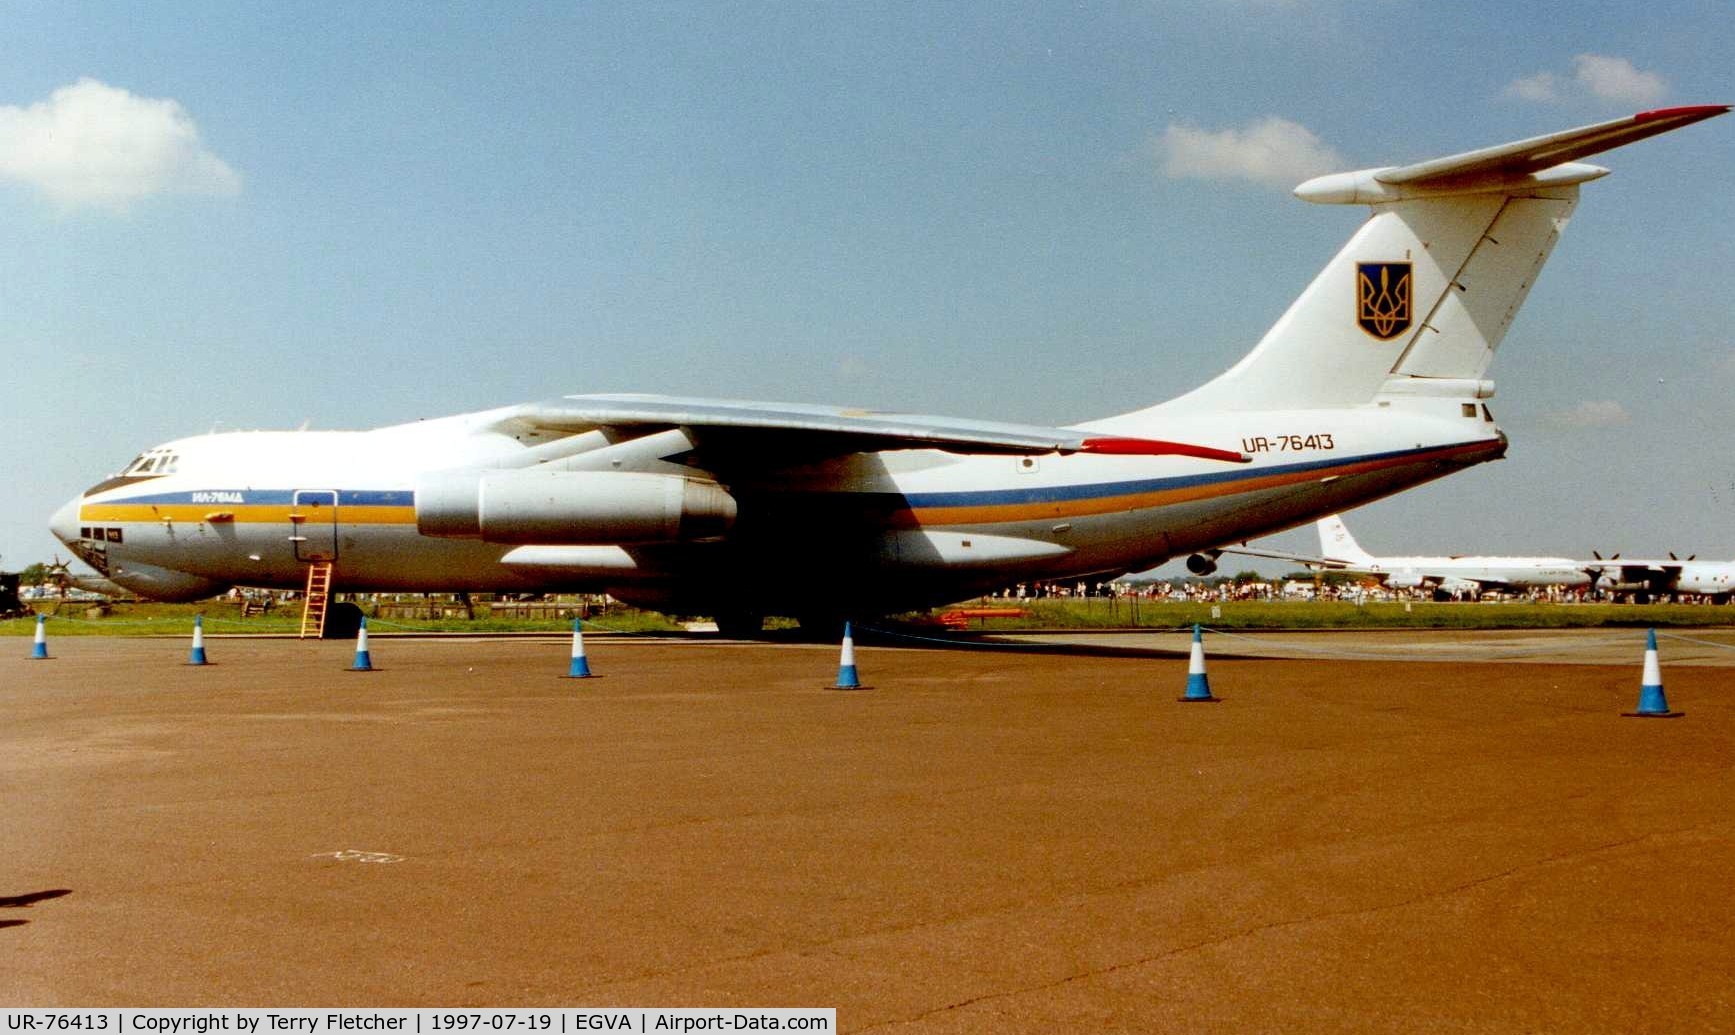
1356, 261, 1412, 340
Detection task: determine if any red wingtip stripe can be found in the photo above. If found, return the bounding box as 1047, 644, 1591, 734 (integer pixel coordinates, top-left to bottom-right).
1634, 104, 1731, 123
1078, 437, 1251, 463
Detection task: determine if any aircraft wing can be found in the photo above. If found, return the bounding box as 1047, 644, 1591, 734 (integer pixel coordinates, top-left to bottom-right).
1218, 544, 1354, 569
517, 394, 1251, 463
1589, 560, 1683, 589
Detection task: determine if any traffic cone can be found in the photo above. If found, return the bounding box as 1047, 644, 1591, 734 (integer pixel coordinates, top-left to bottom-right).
30, 613, 49, 660
561, 618, 594, 678
350, 617, 374, 672
1624, 629, 1683, 718
187, 614, 209, 666
831, 622, 863, 690
1178, 624, 1219, 702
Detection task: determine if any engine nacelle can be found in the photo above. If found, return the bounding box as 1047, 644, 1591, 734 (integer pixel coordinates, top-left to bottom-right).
416, 469, 736, 544
1186, 551, 1221, 576
1383, 573, 1427, 590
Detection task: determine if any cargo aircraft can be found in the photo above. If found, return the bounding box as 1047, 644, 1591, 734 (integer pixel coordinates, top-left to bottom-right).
1585, 553, 1735, 601
1229, 514, 1594, 598
50, 107, 1727, 635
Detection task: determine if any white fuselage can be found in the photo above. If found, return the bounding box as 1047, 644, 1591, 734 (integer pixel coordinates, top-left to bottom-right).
1597, 560, 1735, 597
1354, 556, 1591, 592
52, 397, 1504, 616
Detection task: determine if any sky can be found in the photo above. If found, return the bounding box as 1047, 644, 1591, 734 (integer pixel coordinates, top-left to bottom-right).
3, 1, 1733, 578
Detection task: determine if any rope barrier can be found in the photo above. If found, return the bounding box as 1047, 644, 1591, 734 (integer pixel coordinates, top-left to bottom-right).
1655, 630, 1735, 653
864, 622, 1691, 665
858, 624, 1192, 650
0, 612, 568, 632
1198, 626, 1648, 662
10, 611, 1735, 662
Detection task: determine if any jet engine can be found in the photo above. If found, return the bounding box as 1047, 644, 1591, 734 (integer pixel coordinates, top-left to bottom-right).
1383, 573, 1427, 590
1186, 550, 1223, 576
416, 469, 736, 544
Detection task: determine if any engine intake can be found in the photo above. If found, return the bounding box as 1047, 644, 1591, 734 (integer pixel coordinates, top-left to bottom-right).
416, 469, 736, 544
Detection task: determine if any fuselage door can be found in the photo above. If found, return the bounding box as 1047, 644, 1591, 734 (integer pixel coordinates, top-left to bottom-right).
289, 489, 339, 562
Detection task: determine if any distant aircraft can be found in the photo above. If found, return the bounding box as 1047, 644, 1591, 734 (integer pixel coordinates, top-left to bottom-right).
49, 107, 1727, 634
1585, 553, 1735, 601
1231, 514, 1594, 598
41, 558, 132, 600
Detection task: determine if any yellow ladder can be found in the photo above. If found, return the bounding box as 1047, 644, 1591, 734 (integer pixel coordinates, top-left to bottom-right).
298, 562, 334, 639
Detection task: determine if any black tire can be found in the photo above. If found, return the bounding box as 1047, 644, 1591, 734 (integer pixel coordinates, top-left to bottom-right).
795, 613, 849, 642
714, 612, 764, 638
322, 601, 365, 640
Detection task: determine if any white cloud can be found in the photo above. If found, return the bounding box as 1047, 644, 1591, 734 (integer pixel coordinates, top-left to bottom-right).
1157, 116, 1344, 188
1572, 54, 1668, 106
1503, 54, 1668, 108
1544, 400, 1631, 428
0, 78, 241, 211
1502, 72, 1561, 104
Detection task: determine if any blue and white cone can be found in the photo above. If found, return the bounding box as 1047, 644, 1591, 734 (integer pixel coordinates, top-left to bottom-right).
188, 614, 209, 666
31, 614, 49, 660
1624, 628, 1683, 718
350, 617, 374, 672
563, 618, 594, 678
1178, 624, 1219, 702
832, 622, 863, 689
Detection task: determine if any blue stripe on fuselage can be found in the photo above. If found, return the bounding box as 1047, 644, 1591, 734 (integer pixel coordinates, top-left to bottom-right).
900, 440, 1477, 509
94, 489, 417, 506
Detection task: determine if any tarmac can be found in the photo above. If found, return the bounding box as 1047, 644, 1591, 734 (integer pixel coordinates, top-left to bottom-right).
4, 633, 1732, 1031
978, 625, 1735, 666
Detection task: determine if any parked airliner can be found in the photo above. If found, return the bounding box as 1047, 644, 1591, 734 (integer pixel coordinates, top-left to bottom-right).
1233, 514, 1594, 597
50, 107, 1727, 634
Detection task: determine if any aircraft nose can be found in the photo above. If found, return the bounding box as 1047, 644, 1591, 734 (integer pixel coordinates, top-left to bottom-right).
50, 495, 81, 547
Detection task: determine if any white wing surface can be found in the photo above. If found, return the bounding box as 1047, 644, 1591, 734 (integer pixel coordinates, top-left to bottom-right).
517, 393, 1250, 463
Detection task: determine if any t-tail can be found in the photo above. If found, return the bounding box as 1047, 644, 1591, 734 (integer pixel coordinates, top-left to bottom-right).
1148, 106, 1729, 415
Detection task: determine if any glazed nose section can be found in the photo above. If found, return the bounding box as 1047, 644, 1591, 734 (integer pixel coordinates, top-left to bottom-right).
50, 495, 81, 547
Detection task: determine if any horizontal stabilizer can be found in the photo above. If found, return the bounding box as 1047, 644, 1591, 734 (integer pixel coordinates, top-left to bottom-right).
1296, 105, 1729, 204
1379, 106, 1730, 186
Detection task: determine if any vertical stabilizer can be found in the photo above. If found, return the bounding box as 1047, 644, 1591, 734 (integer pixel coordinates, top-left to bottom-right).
1318, 515, 1374, 565
1162, 190, 1570, 411
1123, 106, 1728, 418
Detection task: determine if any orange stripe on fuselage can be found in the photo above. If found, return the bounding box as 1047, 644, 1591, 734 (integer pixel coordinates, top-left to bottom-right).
897, 439, 1498, 527
79, 504, 417, 526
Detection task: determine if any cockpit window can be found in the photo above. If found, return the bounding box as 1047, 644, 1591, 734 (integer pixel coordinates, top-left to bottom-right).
117, 450, 178, 477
